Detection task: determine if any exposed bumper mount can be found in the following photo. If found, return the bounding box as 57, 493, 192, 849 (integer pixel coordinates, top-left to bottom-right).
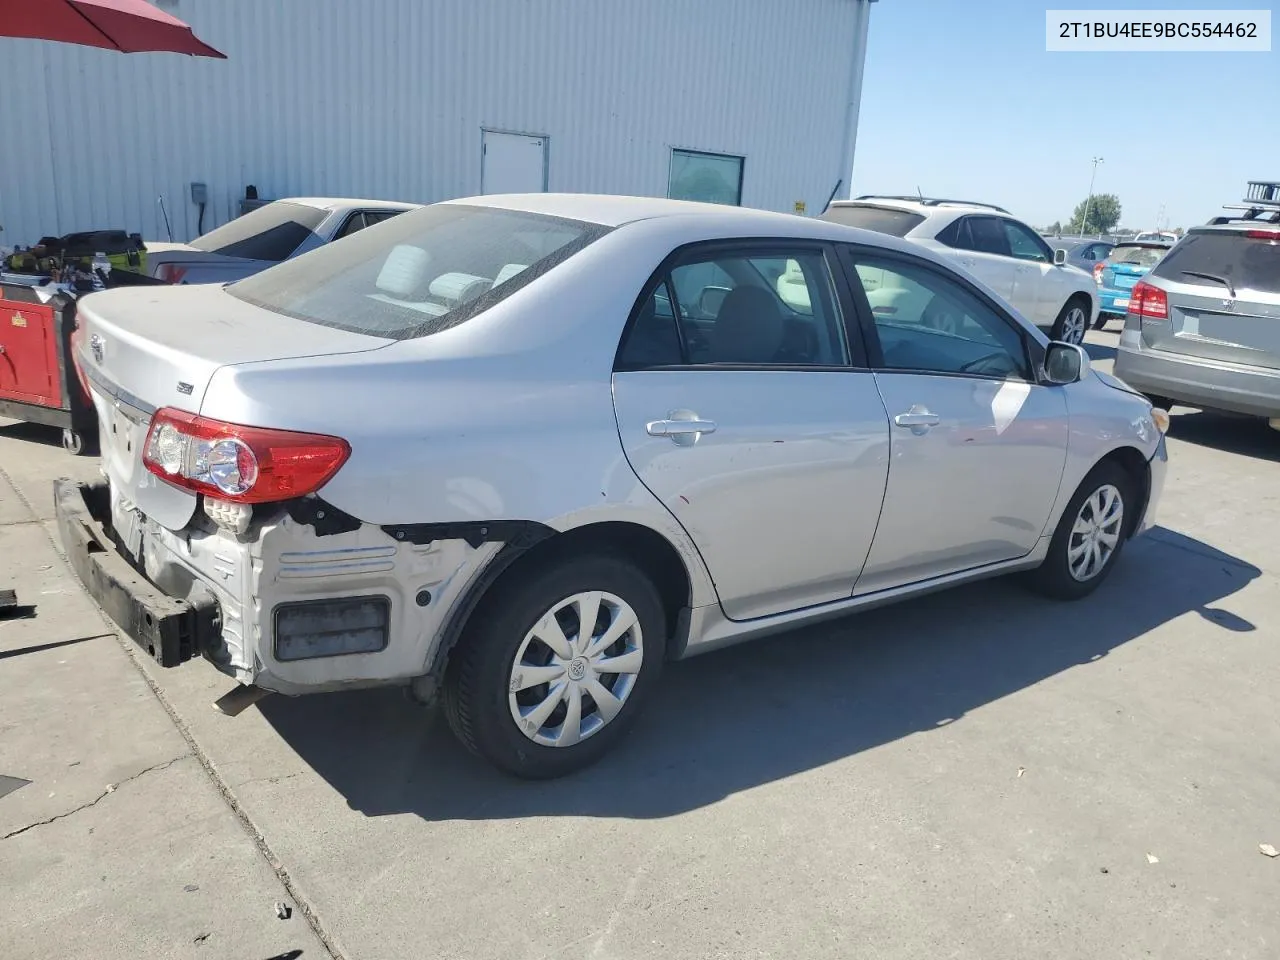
53, 478, 220, 667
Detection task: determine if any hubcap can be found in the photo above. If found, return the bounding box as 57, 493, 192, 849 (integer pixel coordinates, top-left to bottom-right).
508, 591, 643, 748
1061, 307, 1087, 345
1068, 483, 1124, 582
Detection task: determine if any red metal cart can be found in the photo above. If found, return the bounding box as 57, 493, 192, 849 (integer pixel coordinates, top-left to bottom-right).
0, 282, 98, 455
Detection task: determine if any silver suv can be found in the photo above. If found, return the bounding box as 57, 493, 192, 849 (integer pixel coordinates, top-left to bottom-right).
1114, 182, 1280, 428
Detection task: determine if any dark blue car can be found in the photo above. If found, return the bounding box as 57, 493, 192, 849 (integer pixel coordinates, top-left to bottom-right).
1094, 241, 1172, 328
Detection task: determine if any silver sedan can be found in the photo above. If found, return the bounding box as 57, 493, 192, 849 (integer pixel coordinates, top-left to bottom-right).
58, 194, 1169, 778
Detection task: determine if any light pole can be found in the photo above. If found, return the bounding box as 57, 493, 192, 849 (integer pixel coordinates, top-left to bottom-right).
1081, 156, 1104, 237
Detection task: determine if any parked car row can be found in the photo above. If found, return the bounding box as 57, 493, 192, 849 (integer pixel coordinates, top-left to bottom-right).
56, 192, 1169, 778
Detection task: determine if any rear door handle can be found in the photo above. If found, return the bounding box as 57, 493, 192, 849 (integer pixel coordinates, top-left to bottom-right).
893, 406, 940, 434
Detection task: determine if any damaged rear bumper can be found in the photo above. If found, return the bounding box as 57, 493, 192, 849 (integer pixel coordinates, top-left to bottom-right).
53, 478, 220, 666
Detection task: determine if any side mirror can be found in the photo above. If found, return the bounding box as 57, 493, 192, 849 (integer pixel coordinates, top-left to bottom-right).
1044, 341, 1090, 385
1053, 248, 1067, 265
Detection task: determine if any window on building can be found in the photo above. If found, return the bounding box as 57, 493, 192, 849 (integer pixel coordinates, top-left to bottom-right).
668, 149, 744, 206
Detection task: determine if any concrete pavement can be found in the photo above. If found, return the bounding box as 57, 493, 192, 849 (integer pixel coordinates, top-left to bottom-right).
0, 452, 328, 960
2, 328, 1278, 959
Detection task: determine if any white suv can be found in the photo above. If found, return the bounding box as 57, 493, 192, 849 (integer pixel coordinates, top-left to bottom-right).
823, 197, 1098, 344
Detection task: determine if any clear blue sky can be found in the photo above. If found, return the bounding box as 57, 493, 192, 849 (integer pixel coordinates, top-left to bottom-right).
852, 0, 1279, 230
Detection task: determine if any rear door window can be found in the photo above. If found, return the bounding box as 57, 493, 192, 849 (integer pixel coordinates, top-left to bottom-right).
1151, 232, 1280, 295
962, 217, 1012, 257
189, 201, 328, 261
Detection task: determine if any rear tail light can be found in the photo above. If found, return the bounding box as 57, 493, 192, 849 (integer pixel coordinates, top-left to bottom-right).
1127, 280, 1168, 321
156, 263, 188, 284
1245, 229, 1280, 242
1093, 262, 1105, 284
142, 408, 350, 504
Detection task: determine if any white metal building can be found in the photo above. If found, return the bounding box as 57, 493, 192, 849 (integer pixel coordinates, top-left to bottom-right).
0, 0, 875, 247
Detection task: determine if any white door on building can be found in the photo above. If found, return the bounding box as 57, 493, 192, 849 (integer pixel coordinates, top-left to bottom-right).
481, 131, 547, 195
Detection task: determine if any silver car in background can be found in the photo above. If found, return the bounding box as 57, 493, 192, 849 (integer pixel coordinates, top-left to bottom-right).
1114, 199, 1280, 428
56, 195, 1167, 779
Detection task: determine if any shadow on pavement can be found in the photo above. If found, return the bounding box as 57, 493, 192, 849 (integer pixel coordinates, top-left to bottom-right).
258, 525, 1259, 821
0, 420, 61, 450
1084, 342, 1117, 362
1168, 411, 1279, 463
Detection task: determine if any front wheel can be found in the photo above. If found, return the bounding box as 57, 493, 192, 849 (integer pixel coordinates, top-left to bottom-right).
1051, 299, 1090, 345
443, 553, 665, 778
1024, 461, 1134, 600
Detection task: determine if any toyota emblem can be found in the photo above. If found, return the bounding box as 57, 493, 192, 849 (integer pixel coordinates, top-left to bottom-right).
89, 333, 105, 363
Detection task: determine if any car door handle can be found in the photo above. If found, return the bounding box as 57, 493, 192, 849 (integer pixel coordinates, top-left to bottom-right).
646, 418, 717, 438
893, 407, 940, 434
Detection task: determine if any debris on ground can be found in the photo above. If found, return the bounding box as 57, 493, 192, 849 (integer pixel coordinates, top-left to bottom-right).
1147, 853, 1160, 864
1017, 766, 1025, 778
1261, 843, 1279, 858
275, 901, 292, 920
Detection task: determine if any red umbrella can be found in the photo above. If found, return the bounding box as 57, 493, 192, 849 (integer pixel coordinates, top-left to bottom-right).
0, 0, 226, 58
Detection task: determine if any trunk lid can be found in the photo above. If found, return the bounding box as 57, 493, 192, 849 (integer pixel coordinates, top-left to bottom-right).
76, 285, 392, 530
1102, 262, 1147, 291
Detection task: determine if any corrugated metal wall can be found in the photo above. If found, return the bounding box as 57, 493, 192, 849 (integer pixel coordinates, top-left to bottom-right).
0, 0, 869, 246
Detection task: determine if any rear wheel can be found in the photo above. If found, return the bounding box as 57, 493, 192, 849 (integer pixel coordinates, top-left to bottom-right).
443, 553, 665, 778
1025, 461, 1134, 600
1051, 299, 1090, 345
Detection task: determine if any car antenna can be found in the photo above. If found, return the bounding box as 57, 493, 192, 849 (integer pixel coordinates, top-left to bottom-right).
157, 195, 173, 242
917, 186, 924, 199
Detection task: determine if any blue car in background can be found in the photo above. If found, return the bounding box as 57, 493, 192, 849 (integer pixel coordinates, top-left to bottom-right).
1094, 241, 1173, 328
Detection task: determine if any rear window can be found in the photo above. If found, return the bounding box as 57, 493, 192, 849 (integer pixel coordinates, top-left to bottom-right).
1105, 245, 1167, 268
189, 201, 328, 261
822, 205, 925, 238
227, 204, 607, 339
1151, 231, 1280, 295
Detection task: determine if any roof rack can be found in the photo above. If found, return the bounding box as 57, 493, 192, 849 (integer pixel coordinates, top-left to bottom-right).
1244, 180, 1280, 207
853, 195, 1010, 214
1208, 182, 1280, 225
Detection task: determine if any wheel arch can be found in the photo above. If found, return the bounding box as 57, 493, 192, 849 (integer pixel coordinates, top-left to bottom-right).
420, 519, 698, 701
1094, 444, 1151, 539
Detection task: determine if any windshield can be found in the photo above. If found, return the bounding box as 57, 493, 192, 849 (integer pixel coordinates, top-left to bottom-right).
1151, 231, 1280, 296
228, 204, 608, 339
189, 201, 328, 261
822, 205, 925, 238
1105, 245, 1167, 268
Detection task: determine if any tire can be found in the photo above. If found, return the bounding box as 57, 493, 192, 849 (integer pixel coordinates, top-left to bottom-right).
61, 428, 96, 456
1024, 460, 1135, 601
1051, 298, 1090, 345
442, 553, 665, 779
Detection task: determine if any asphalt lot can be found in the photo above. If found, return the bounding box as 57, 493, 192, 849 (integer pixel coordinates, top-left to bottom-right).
2, 326, 1278, 960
